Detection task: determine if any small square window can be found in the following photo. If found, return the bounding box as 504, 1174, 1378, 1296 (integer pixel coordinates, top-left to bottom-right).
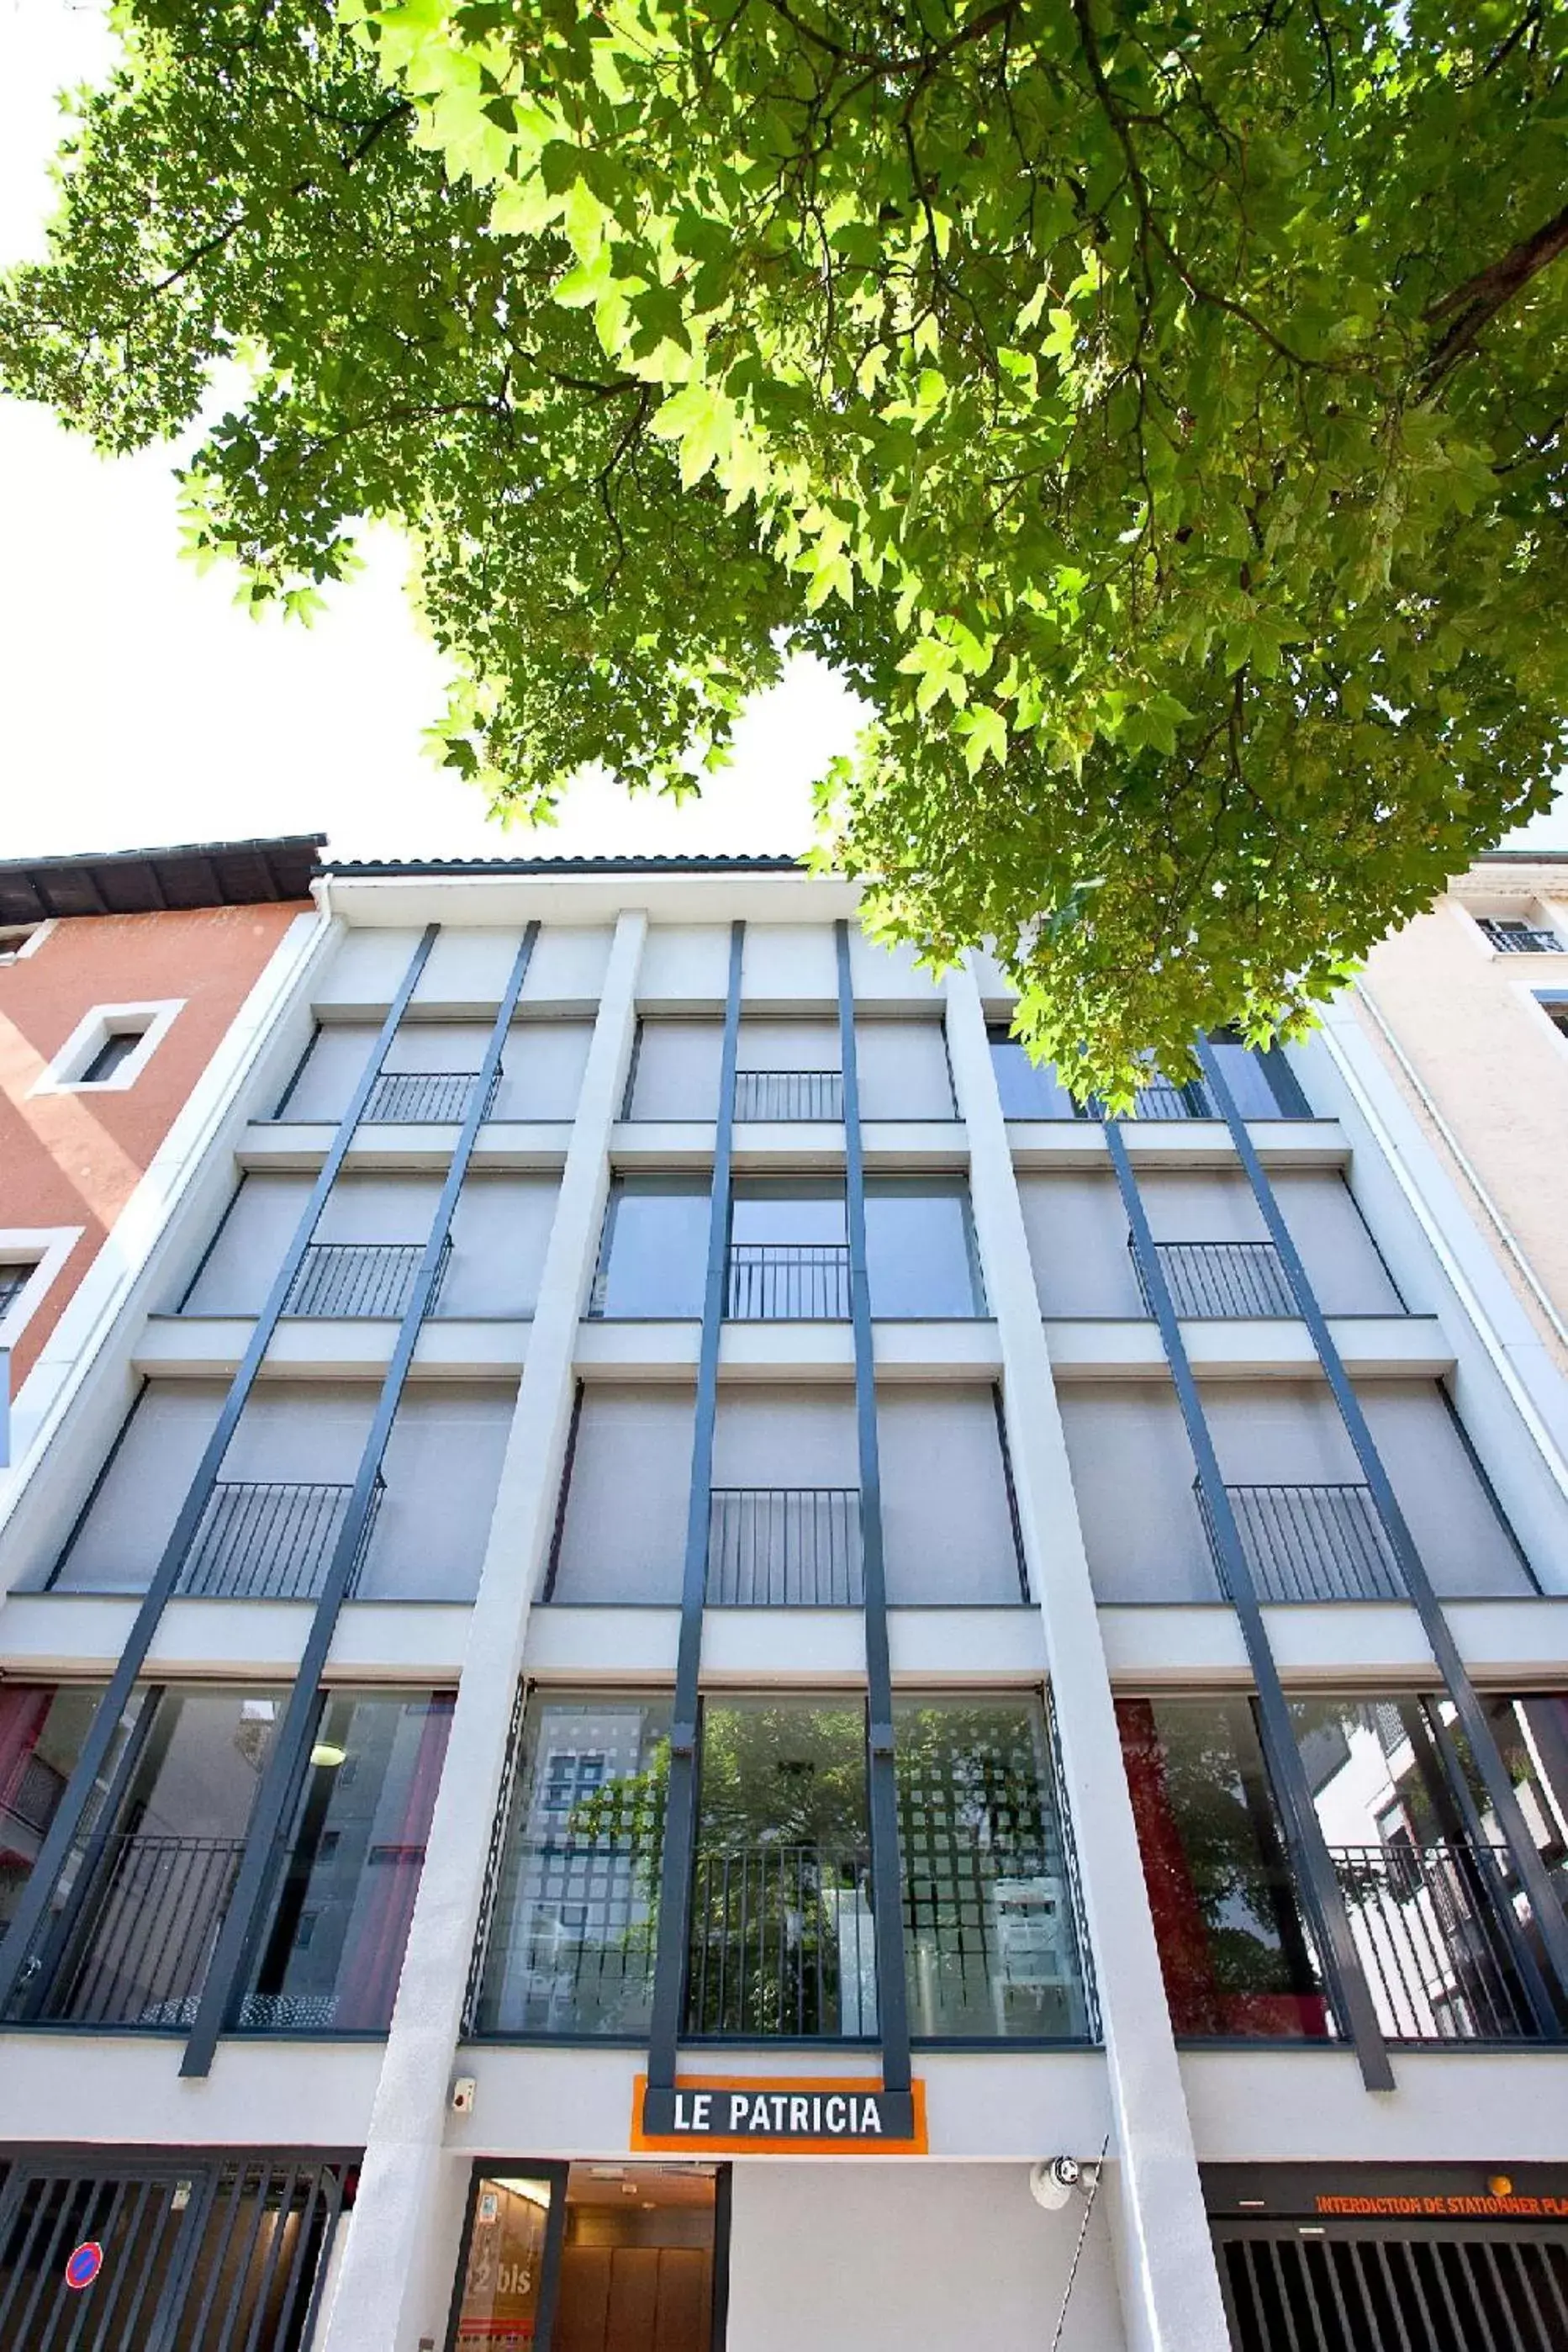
77, 1029, 145, 1086
30, 999, 184, 1096
0, 924, 45, 966
0, 1262, 33, 1319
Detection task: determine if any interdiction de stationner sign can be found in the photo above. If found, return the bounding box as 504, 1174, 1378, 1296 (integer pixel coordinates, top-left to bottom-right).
635, 2075, 926, 2154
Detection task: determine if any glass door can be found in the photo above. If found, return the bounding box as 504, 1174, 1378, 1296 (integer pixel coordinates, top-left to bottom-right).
448, 2165, 724, 2352
451, 2172, 564, 2352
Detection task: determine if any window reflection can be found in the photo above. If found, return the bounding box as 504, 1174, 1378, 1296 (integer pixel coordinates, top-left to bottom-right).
689, 1699, 874, 2038
1117, 1696, 1330, 2039
594, 1179, 710, 1318
865, 1181, 984, 1318
473, 1694, 671, 2037
896, 1697, 1089, 2039
9, 1687, 285, 2030
244, 1689, 454, 2032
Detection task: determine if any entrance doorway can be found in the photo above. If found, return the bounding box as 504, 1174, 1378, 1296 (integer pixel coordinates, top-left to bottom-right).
449, 2163, 726, 2352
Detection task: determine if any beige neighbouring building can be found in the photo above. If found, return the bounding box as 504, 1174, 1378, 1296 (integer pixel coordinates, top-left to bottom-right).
1348, 852, 1568, 1382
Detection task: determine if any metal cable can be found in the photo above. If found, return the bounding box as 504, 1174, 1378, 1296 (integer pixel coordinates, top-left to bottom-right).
1048, 2135, 1111, 2352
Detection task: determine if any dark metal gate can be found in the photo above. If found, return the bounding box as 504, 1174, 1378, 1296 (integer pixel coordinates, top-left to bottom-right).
1216, 2219, 1568, 2352
0, 2154, 351, 2352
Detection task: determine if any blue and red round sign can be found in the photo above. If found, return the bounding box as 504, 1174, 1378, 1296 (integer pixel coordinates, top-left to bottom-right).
65, 2241, 103, 2292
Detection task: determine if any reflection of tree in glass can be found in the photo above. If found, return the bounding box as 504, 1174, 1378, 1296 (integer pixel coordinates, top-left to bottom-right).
1118, 1700, 1318, 2033
576, 1705, 870, 2037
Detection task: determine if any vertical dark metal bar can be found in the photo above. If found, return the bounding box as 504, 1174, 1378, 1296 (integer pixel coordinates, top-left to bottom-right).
182, 923, 539, 2075
291, 2165, 346, 2352
11, 2173, 82, 2349
61, 2178, 128, 2352
644, 922, 744, 2124
1196, 1032, 1568, 2005
1102, 1115, 1395, 2090
836, 919, 914, 2101
0, 925, 441, 2017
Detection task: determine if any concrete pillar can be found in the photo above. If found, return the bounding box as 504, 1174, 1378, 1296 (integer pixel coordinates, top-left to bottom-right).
943, 962, 1229, 2352
316, 910, 647, 2352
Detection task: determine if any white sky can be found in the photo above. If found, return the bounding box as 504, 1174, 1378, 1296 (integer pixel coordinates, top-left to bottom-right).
0, 0, 1560, 867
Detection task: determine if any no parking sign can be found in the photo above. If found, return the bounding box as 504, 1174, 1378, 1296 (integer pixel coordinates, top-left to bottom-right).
65, 2242, 103, 2292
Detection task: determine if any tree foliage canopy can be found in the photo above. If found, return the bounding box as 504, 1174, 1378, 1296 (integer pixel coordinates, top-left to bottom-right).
5, 0, 1567, 1091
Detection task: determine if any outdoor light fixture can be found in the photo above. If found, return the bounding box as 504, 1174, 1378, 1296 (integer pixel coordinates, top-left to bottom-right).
309, 1742, 347, 1768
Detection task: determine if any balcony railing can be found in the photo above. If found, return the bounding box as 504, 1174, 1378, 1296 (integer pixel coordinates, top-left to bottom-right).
471, 1836, 661, 2036
282, 1236, 451, 1320
726, 1241, 851, 1320
1197, 1479, 1404, 1602
1132, 1235, 1296, 1319
359, 1068, 500, 1124
23, 1831, 246, 2028
1331, 1840, 1560, 2042
1077, 1075, 1213, 1120
734, 1069, 843, 1122
707, 1488, 863, 1606
687, 1846, 878, 2038
176, 1476, 385, 1602
1480, 921, 1562, 954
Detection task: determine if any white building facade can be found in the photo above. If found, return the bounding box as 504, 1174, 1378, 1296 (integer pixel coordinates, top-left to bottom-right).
3, 854, 1568, 2352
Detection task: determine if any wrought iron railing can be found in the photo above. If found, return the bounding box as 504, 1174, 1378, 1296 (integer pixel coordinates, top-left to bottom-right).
282, 1236, 451, 1319
24, 1832, 247, 2028
1480, 921, 1562, 954
726, 1241, 851, 1320
1197, 1478, 1404, 1603
706, 1488, 863, 1606
175, 1476, 385, 1601
1077, 1074, 1213, 1120
359, 1067, 500, 1124
469, 1835, 662, 2036
1132, 1235, 1296, 1319
686, 1846, 879, 2038
1330, 1840, 1558, 2042
734, 1069, 844, 1122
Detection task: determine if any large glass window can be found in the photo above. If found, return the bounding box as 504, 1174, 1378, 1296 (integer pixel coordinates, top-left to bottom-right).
728, 1182, 848, 1320
593, 1177, 710, 1318
1206, 1031, 1298, 1118
689, 1699, 874, 2038
472, 1694, 671, 2037
896, 1697, 1089, 2039
1117, 1696, 1331, 2040
988, 1030, 1078, 1118
865, 1179, 985, 1317
0, 1684, 110, 1944
8, 1686, 286, 2030
240, 1689, 454, 2032
1287, 1691, 1568, 2043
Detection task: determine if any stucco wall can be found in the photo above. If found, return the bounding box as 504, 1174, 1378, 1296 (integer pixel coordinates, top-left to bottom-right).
725, 2161, 1125, 2352
1358, 866, 1568, 1372
0, 903, 306, 1382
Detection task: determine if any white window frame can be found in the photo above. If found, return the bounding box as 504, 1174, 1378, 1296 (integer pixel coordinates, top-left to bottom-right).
1459, 901, 1565, 957
0, 1226, 86, 1345
0, 919, 55, 967
29, 998, 185, 1096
